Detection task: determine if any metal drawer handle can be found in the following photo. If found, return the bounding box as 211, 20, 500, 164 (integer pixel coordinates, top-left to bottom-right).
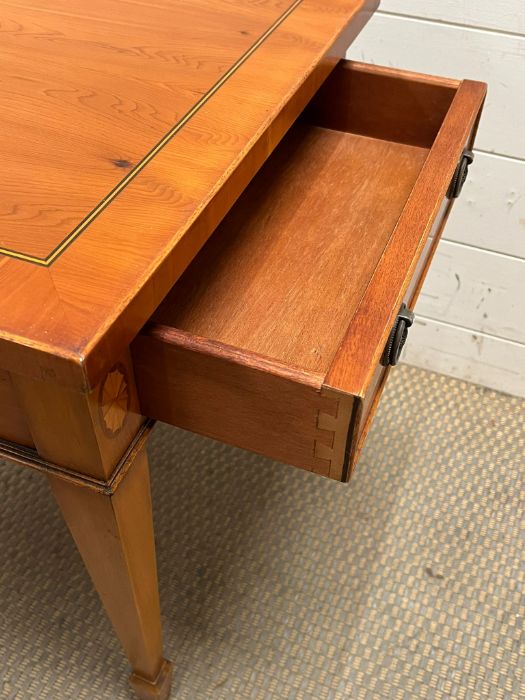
381, 303, 415, 366
447, 149, 474, 199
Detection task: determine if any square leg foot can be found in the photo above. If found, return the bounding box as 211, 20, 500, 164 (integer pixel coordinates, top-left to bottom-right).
129, 659, 173, 700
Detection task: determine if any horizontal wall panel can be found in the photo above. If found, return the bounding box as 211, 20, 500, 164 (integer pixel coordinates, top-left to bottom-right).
442, 151, 525, 259
415, 241, 525, 344
403, 316, 525, 398
347, 14, 525, 159
379, 1, 525, 35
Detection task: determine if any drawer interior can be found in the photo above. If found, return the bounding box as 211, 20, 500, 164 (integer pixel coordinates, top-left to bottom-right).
134, 61, 485, 480
152, 124, 428, 376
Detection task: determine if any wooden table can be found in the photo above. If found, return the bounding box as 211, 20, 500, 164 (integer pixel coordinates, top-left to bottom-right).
0, 1, 485, 698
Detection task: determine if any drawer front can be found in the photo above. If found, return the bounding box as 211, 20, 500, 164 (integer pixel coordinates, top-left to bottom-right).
346, 191, 453, 479
134, 62, 486, 482
323, 66, 485, 400
346, 192, 461, 477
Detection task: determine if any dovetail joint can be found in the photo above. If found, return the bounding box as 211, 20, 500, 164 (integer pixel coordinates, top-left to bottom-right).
313, 397, 354, 480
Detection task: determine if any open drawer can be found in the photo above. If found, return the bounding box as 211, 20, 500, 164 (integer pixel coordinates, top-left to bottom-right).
131, 61, 486, 482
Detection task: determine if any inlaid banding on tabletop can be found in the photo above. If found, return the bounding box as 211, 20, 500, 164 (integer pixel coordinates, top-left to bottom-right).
0, 0, 305, 266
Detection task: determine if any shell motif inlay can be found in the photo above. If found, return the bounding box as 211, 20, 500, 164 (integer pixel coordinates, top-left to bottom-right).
99, 366, 129, 436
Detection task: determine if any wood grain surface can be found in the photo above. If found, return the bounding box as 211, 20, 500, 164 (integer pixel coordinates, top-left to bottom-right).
153, 123, 428, 374
0, 369, 33, 446
132, 325, 342, 476
2, 0, 301, 261
0, 0, 377, 390
49, 449, 172, 698
304, 60, 457, 148
11, 347, 171, 694
324, 76, 486, 397
139, 62, 485, 481
13, 350, 143, 480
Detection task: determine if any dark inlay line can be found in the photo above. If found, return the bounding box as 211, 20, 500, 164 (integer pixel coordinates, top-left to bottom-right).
1, 0, 304, 266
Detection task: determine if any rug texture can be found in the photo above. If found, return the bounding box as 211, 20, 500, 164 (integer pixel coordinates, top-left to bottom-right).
0, 365, 523, 699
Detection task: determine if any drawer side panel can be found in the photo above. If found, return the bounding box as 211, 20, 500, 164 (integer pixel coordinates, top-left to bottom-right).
132, 331, 353, 479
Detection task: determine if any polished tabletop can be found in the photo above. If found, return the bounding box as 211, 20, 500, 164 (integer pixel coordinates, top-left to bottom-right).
0, 0, 373, 390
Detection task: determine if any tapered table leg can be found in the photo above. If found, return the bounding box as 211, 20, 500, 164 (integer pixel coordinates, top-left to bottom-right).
12, 354, 173, 699
49, 450, 172, 699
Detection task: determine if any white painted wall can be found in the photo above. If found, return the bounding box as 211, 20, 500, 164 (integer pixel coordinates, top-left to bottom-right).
348, 1, 525, 397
